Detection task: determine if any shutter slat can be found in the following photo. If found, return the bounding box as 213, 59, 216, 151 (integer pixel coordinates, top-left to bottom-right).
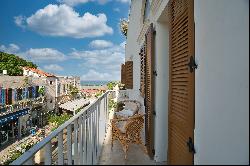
172, 50, 189, 60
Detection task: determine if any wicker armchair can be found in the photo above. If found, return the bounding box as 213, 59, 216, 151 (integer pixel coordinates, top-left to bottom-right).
111, 114, 146, 159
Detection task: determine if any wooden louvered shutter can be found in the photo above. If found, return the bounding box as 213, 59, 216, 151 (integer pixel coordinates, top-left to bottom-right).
145, 23, 155, 159
8, 89, 12, 105
140, 44, 146, 97
168, 0, 195, 165
121, 63, 126, 84
125, 61, 133, 89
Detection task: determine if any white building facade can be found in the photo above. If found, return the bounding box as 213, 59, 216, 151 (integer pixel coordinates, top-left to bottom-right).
124, 0, 249, 164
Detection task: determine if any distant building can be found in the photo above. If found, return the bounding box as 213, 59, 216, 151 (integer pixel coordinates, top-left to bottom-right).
0, 70, 82, 146
22, 67, 81, 112
0, 75, 47, 145
81, 85, 107, 98
22, 67, 55, 77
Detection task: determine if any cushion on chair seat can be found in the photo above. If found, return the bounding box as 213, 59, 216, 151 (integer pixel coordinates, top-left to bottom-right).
124, 102, 138, 114
115, 108, 134, 118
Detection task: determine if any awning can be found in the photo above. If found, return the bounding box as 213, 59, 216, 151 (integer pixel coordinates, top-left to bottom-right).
0, 108, 29, 125
59, 98, 90, 112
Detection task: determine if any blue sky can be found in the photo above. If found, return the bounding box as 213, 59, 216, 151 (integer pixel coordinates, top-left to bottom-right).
0, 0, 130, 81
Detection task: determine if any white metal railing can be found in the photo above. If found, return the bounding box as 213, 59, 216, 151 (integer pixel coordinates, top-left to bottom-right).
10, 90, 115, 165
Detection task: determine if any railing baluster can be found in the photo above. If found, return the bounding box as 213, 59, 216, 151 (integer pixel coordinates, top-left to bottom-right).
83, 113, 87, 164
67, 125, 72, 165
104, 96, 106, 133
91, 108, 94, 164
45, 142, 52, 165
106, 96, 108, 132
90, 109, 93, 164
58, 131, 64, 165
107, 94, 109, 122
74, 119, 79, 165
87, 111, 91, 165
94, 105, 97, 164
97, 102, 100, 158
79, 115, 83, 165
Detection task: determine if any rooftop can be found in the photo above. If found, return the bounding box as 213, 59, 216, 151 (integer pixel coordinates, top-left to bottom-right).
23, 67, 55, 77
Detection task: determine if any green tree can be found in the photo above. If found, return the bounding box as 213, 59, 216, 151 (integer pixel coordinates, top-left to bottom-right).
107, 81, 119, 90
69, 84, 79, 98
0, 52, 37, 76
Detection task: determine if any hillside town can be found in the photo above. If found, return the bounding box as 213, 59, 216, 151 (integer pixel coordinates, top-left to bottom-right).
0, 63, 111, 164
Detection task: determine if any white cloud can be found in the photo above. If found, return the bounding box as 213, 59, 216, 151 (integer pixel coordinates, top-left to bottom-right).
57, 0, 129, 6
0, 43, 20, 54
71, 42, 125, 80
23, 48, 67, 62
70, 43, 124, 64
57, 0, 110, 6
89, 40, 113, 49
57, 0, 90, 6
44, 64, 64, 71
113, 8, 120, 12
81, 69, 112, 81
14, 15, 26, 29
15, 4, 113, 38
116, 0, 130, 3
97, 0, 111, 4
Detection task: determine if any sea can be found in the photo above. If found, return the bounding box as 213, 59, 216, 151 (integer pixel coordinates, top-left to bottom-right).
80, 80, 110, 86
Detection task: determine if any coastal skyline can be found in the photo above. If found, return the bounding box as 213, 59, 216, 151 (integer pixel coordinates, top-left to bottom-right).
0, 0, 130, 81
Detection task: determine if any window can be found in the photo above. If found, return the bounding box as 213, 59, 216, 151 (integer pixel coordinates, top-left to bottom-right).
143, 0, 151, 21
50, 81, 53, 85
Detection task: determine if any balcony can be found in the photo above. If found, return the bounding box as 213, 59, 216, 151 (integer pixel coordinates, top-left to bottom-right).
10, 90, 162, 165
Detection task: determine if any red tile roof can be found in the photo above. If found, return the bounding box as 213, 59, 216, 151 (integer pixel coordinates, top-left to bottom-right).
23, 67, 55, 77
81, 89, 99, 93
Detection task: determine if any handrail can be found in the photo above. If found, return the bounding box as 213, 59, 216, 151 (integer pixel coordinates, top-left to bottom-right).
10, 90, 114, 165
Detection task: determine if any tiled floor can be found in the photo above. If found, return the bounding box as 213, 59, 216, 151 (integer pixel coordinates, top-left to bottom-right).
98, 125, 166, 165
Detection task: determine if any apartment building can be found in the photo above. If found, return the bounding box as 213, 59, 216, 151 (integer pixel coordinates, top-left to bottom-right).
121, 0, 249, 164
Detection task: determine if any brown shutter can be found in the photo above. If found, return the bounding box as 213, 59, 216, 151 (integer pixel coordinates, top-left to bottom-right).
145, 23, 155, 159
168, 0, 195, 165
121, 63, 126, 84
140, 44, 146, 97
125, 61, 133, 89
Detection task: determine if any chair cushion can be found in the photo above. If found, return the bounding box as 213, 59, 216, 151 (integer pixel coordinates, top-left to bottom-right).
116, 121, 127, 133
115, 108, 134, 118
124, 102, 138, 114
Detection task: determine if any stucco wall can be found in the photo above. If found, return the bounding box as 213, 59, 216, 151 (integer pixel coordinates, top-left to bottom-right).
194, 0, 249, 164
153, 22, 169, 162
125, 0, 171, 162
125, 0, 142, 101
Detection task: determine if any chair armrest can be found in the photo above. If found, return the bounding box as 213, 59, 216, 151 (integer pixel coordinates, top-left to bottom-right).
122, 100, 142, 110
111, 113, 145, 123
111, 117, 129, 123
